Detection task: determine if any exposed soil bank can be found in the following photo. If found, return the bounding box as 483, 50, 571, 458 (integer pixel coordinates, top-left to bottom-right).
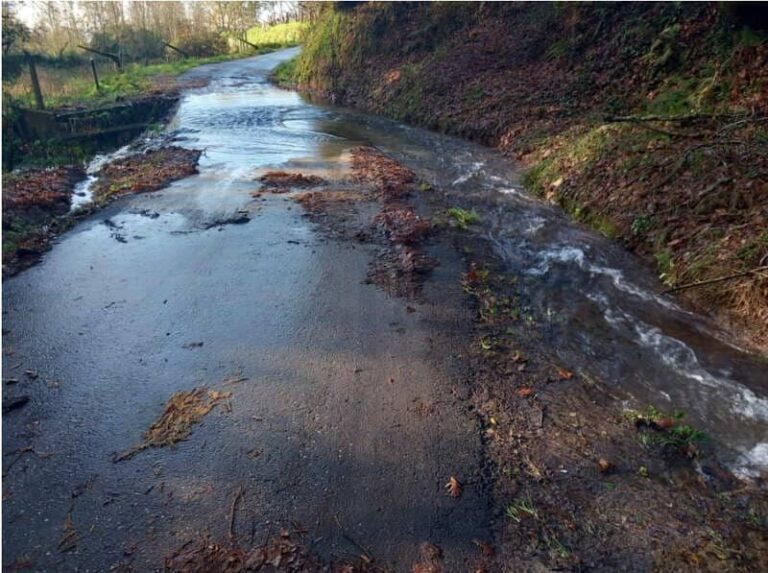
283, 2, 768, 351
2, 145, 201, 277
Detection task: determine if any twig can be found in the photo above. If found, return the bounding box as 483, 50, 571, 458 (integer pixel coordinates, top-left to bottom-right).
633, 122, 708, 139
222, 376, 249, 386
718, 116, 768, 133
662, 266, 768, 294
605, 112, 744, 123
334, 514, 373, 562
229, 485, 245, 541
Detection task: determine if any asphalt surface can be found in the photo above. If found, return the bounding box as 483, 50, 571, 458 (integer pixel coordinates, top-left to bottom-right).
2, 50, 491, 570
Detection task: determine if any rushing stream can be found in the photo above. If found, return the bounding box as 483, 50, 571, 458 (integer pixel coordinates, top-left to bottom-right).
41, 49, 768, 476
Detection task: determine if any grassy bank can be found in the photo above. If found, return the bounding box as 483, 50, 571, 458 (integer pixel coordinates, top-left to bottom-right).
4, 51, 271, 110
246, 21, 308, 47
282, 2, 768, 350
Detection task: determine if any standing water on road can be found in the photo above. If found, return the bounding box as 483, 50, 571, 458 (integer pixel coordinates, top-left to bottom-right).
3, 48, 767, 570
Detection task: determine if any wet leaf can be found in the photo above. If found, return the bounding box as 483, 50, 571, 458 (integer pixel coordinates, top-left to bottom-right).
555, 366, 573, 380
420, 542, 443, 561
445, 476, 462, 498
597, 458, 613, 473
114, 387, 231, 461
473, 539, 495, 557
412, 564, 440, 573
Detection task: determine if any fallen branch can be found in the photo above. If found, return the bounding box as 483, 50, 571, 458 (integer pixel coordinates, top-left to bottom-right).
604, 112, 744, 124
632, 122, 708, 139
164, 42, 189, 58
662, 266, 768, 295
77, 45, 121, 69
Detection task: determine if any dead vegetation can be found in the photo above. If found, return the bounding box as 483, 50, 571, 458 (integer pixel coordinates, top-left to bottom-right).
288, 148, 437, 299
114, 387, 230, 461
372, 205, 430, 245
2, 166, 84, 277
258, 171, 326, 192
93, 146, 201, 202
349, 146, 415, 202
349, 147, 437, 298
454, 234, 768, 571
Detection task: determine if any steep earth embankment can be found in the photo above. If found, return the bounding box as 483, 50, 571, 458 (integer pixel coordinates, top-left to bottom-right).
280, 2, 768, 351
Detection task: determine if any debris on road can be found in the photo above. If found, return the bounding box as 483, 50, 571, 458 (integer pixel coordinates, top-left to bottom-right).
165, 532, 324, 572
2, 396, 30, 413
93, 146, 202, 202
58, 512, 78, 552
114, 387, 231, 461
258, 171, 326, 191
445, 476, 462, 498
2, 166, 84, 277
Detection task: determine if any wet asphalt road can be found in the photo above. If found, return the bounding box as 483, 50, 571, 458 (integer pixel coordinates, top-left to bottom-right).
2, 50, 491, 570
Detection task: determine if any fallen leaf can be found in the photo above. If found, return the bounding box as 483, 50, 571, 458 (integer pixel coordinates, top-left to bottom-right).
597, 458, 613, 473
412, 564, 440, 573
420, 542, 443, 561
511, 351, 526, 363
445, 476, 462, 498
555, 366, 573, 380
517, 387, 534, 397
473, 539, 495, 557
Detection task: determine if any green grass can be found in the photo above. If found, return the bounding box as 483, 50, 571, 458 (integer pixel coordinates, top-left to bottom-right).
505, 496, 539, 523
447, 207, 480, 230
4, 20, 307, 110
246, 21, 309, 47
4, 53, 253, 109
271, 57, 298, 86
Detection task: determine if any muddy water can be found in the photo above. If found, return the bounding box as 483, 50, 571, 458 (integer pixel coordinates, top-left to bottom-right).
2, 48, 766, 570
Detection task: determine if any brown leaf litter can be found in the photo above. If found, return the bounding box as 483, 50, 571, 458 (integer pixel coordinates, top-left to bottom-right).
445, 476, 463, 498
114, 387, 231, 461
258, 171, 326, 192
93, 146, 202, 202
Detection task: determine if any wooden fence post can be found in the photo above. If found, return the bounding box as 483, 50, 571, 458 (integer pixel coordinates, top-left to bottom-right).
27, 53, 45, 110
90, 58, 100, 91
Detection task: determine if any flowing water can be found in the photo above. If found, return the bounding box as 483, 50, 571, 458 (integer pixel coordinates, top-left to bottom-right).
3, 47, 767, 570
224, 59, 768, 477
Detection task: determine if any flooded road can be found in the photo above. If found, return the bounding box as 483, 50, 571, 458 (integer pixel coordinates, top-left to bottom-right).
3, 48, 767, 570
